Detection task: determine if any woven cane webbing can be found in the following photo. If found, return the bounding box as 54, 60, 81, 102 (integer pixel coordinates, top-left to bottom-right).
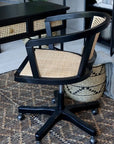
51, 20, 62, 27
91, 16, 105, 28
33, 19, 62, 31
21, 49, 81, 78
89, 16, 105, 59
0, 22, 26, 38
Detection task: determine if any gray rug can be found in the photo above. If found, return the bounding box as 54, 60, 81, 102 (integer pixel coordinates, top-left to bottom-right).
0, 40, 27, 74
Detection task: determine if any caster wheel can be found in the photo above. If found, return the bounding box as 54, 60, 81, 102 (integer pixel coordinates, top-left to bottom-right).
92, 108, 98, 115
52, 98, 56, 104
36, 141, 42, 144
17, 113, 25, 121
90, 136, 97, 144
52, 90, 58, 104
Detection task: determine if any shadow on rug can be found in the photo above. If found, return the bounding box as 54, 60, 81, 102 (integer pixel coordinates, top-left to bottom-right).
0, 71, 114, 144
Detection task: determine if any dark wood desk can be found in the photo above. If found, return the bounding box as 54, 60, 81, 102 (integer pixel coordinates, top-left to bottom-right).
0, 1, 69, 52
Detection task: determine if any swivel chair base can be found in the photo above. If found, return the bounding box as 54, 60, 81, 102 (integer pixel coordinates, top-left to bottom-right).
17, 86, 99, 144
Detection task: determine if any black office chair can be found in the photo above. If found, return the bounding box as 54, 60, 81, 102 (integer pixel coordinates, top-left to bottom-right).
15, 11, 110, 144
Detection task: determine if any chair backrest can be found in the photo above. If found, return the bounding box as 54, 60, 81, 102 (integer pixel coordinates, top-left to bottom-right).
44, 12, 110, 76
89, 16, 105, 60
23, 11, 110, 84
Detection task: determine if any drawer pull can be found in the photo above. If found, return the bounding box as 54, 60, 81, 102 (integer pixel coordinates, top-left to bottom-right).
9, 28, 14, 34
0, 22, 26, 38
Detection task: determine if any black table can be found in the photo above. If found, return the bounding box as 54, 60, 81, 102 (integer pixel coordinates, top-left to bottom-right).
0, 1, 69, 52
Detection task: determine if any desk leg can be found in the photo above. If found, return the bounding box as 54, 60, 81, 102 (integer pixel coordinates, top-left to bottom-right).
60, 29, 65, 51
63, 0, 66, 6
39, 34, 41, 49
60, 20, 66, 51
111, 2, 114, 56
0, 45, 1, 53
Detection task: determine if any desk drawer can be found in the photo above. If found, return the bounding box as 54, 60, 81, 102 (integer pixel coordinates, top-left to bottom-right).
33, 19, 62, 31
0, 22, 26, 38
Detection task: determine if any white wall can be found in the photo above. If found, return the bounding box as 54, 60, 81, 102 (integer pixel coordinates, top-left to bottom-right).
48, 0, 85, 31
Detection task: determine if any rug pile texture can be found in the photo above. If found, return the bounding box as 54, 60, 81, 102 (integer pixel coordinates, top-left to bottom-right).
0, 71, 114, 144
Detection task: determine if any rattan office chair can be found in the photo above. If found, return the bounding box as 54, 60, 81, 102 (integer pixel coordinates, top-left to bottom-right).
15, 11, 110, 144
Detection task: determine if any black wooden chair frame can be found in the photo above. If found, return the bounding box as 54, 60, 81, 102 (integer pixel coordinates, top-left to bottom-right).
15, 11, 110, 144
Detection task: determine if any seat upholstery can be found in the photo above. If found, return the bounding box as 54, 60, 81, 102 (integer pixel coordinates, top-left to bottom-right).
21, 49, 81, 78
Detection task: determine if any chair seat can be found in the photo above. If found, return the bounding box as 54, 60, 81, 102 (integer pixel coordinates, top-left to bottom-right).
20, 49, 81, 78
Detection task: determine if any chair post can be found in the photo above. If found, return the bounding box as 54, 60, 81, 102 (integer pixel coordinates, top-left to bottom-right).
57, 85, 64, 110
59, 85, 63, 94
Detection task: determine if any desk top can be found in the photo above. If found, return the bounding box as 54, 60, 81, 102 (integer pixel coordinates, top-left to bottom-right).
0, 1, 69, 22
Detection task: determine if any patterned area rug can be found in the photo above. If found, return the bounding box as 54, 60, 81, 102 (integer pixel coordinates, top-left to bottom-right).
0, 71, 114, 144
